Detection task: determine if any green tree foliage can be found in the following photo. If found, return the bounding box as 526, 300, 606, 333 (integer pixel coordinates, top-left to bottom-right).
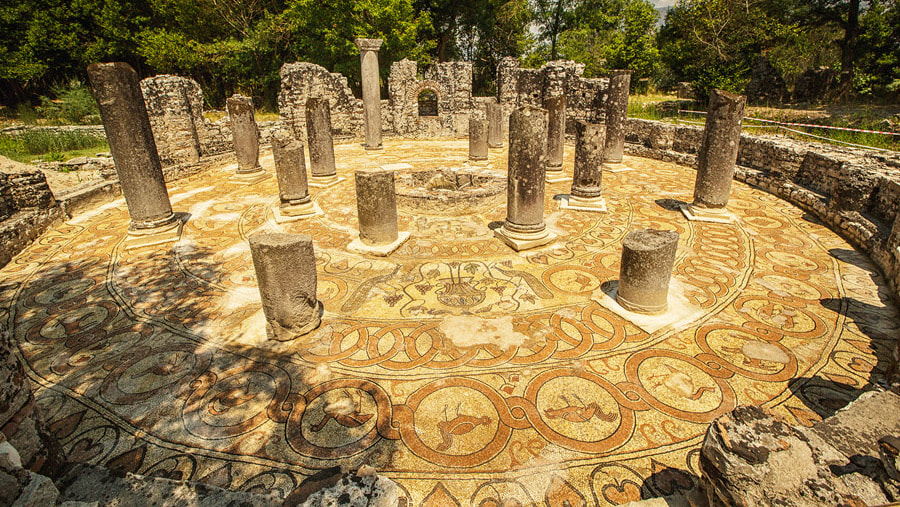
855, 0, 900, 95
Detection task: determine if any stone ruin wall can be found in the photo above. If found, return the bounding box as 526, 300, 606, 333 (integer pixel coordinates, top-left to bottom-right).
0, 172, 61, 268
278, 62, 365, 141
498, 57, 609, 135
389, 59, 475, 137
140, 75, 232, 164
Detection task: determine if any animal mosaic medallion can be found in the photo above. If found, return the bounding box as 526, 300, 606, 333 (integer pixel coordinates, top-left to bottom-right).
2, 138, 895, 505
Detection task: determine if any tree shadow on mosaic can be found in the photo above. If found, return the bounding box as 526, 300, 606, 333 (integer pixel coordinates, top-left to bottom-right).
10, 240, 401, 498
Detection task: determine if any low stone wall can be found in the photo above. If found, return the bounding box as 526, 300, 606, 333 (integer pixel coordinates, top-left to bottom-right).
0, 172, 63, 268
389, 59, 475, 137
624, 118, 900, 315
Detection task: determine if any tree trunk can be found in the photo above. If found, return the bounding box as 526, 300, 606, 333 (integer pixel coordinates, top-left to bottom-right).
839, 0, 860, 95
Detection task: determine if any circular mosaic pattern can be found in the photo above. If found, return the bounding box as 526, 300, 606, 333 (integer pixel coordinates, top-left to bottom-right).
2, 138, 897, 505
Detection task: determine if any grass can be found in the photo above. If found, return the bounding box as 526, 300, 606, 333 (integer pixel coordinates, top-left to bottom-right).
628, 93, 900, 152
0, 130, 109, 164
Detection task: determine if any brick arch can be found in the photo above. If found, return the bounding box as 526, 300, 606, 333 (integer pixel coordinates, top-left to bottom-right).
409, 81, 442, 117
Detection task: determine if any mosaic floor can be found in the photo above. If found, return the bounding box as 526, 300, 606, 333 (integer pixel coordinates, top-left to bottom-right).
2, 138, 897, 505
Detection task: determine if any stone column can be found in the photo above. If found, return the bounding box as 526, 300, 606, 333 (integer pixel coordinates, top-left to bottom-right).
86, 62, 181, 244
249, 232, 321, 341
689, 89, 746, 217
562, 121, 607, 212
494, 105, 556, 251
350, 168, 409, 256
487, 99, 503, 148
271, 131, 316, 219
604, 70, 632, 165
305, 97, 339, 186
544, 95, 567, 182
226, 94, 263, 176
355, 38, 384, 150
617, 229, 679, 314
469, 116, 488, 161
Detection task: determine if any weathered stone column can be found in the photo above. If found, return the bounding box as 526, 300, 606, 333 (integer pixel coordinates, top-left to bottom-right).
349, 168, 409, 256
487, 99, 503, 148
544, 95, 567, 182
86, 62, 181, 247
562, 121, 607, 212
617, 229, 679, 314
226, 94, 262, 173
249, 232, 321, 341
683, 89, 746, 222
355, 38, 384, 150
271, 131, 317, 219
604, 69, 632, 165
305, 97, 340, 186
469, 116, 488, 161
494, 105, 556, 251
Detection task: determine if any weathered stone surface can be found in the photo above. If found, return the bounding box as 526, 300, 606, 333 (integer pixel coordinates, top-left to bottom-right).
388, 59, 474, 137
692, 89, 746, 209
355, 168, 399, 244
270, 132, 311, 207
279, 63, 364, 140
504, 105, 548, 234
544, 95, 566, 170
604, 70, 632, 164
617, 230, 678, 314
140, 75, 205, 164
745, 56, 788, 104
55, 463, 282, 506
284, 467, 399, 507
305, 97, 337, 178
225, 94, 261, 173
356, 38, 384, 150
700, 404, 891, 507
86, 62, 176, 230
469, 116, 488, 161
248, 233, 321, 341
572, 121, 605, 198
12, 470, 59, 506
487, 99, 503, 148
832, 164, 878, 212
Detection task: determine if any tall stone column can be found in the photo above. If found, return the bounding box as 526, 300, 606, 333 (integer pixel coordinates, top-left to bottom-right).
617, 229, 679, 315
271, 131, 317, 221
226, 94, 267, 183
249, 232, 322, 341
305, 97, 341, 187
544, 95, 567, 182
469, 116, 488, 161
561, 121, 607, 212
349, 168, 409, 256
355, 38, 384, 150
487, 99, 503, 148
682, 89, 746, 223
86, 62, 182, 248
604, 70, 632, 166
494, 105, 556, 251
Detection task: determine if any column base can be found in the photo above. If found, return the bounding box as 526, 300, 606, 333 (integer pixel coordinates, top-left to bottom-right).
680, 203, 737, 224
592, 279, 703, 334
559, 194, 607, 212
347, 231, 410, 257
266, 302, 324, 342
364, 144, 384, 151
488, 142, 503, 149
545, 169, 569, 184
124, 215, 184, 250
469, 155, 489, 161
381, 163, 414, 171
603, 162, 632, 173
272, 201, 322, 223
494, 225, 557, 251
308, 175, 345, 188
229, 169, 270, 185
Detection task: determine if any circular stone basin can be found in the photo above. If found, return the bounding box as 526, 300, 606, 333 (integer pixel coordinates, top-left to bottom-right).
395, 167, 505, 215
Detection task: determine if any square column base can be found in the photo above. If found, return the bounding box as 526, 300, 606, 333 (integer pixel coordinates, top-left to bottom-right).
545, 169, 568, 183
603, 163, 632, 173
229, 170, 271, 185
592, 280, 703, 334
272, 201, 323, 223
680, 203, 737, 224
347, 231, 410, 257
124, 217, 184, 250
308, 176, 345, 188
494, 225, 557, 251
559, 195, 607, 212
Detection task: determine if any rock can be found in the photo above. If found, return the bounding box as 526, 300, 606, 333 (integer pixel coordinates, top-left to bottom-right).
64, 157, 88, 166
12, 471, 59, 507
700, 405, 888, 506
287, 468, 400, 507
